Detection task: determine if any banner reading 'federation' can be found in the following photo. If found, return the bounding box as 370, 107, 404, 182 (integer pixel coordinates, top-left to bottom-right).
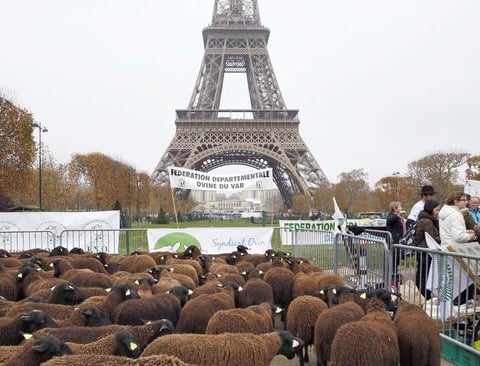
168, 166, 276, 192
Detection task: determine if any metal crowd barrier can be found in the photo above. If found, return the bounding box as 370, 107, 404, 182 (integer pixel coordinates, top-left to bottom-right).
334, 233, 390, 290
277, 227, 336, 268
391, 243, 480, 356
59, 229, 148, 254
0, 230, 56, 252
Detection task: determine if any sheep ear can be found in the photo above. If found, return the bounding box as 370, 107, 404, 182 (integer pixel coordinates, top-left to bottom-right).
360, 292, 367, 299
50, 285, 56, 291
31, 342, 48, 352
105, 288, 111, 292
129, 342, 138, 351
134, 280, 140, 285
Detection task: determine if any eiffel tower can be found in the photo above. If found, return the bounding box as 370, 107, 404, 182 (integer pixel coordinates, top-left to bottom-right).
152, 0, 329, 208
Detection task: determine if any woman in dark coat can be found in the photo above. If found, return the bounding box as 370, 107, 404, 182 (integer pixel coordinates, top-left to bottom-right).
414, 199, 441, 300
386, 201, 406, 244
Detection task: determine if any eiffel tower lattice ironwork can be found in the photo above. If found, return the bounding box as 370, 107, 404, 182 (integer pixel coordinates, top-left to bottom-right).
152, 0, 329, 208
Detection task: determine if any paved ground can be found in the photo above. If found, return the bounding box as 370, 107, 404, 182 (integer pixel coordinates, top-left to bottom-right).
269, 313, 454, 366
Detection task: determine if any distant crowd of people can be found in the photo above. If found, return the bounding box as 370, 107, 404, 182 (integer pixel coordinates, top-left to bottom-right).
386, 185, 480, 301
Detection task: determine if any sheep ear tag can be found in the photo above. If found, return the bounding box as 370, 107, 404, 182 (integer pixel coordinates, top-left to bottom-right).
134, 280, 140, 285
49, 262, 54, 268
105, 288, 112, 293
129, 342, 138, 351
50, 286, 56, 291
292, 339, 300, 348
332, 288, 337, 294
22, 333, 33, 340
360, 292, 367, 299
125, 289, 131, 296
17, 273, 23, 278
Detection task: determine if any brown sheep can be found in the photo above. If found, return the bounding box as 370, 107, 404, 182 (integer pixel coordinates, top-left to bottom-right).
242, 253, 269, 267
238, 278, 274, 308
119, 255, 157, 273
167, 263, 199, 286
166, 258, 203, 277
0, 264, 17, 300
152, 277, 182, 294
175, 286, 237, 333
43, 354, 190, 366
205, 302, 277, 334
330, 298, 400, 366
66, 331, 141, 358
314, 301, 365, 366
286, 295, 328, 366
263, 266, 295, 322
141, 330, 303, 366
393, 300, 441, 366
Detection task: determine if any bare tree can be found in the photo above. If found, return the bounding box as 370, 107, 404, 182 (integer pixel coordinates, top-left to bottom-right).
407, 152, 469, 200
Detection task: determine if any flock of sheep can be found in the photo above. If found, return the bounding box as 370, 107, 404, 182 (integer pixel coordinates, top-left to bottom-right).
0, 244, 441, 365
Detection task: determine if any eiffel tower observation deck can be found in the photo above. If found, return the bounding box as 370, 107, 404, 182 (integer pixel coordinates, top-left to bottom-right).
152, 0, 329, 208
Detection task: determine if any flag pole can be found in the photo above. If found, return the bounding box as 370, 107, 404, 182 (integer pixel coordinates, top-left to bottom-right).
170, 185, 179, 228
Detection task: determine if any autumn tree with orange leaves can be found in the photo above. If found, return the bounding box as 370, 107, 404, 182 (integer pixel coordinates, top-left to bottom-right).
0, 96, 36, 206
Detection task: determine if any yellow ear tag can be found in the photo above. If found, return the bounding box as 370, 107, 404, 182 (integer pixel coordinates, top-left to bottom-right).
129, 342, 138, 351
360, 293, 367, 299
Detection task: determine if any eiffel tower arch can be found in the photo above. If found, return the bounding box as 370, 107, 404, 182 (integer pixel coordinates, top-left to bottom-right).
152, 0, 329, 208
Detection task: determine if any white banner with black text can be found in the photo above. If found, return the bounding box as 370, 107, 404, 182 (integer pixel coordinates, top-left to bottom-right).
168, 166, 276, 192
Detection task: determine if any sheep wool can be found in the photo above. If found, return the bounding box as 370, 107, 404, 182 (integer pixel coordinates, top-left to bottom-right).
286, 295, 328, 365
330, 298, 399, 366
394, 300, 441, 366
142, 331, 300, 366
314, 301, 365, 366
205, 302, 274, 334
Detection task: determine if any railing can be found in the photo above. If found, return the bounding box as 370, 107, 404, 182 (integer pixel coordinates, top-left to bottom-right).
175, 109, 299, 121
0, 230, 56, 252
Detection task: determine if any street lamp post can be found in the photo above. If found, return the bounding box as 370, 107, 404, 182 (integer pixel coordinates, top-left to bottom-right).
392, 171, 400, 201
32, 122, 48, 210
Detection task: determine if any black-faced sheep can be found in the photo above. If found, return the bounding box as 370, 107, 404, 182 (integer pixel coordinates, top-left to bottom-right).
393, 300, 441, 366
3, 335, 72, 366
314, 301, 365, 366
286, 295, 328, 366
205, 302, 279, 334
141, 330, 303, 366
329, 298, 400, 366
0, 309, 58, 345
45, 282, 85, 305
5, 301, 76, 320
49, 246, 69, 256
38, 319, 174, 349
66, 330, 141, 359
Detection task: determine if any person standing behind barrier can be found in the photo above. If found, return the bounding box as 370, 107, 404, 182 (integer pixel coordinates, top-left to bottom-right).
414, 200, 441, 300
387, 202, 406, 285
387, 201, 406, 244
439, 193, 477, 246
407, 185, 437, 227
469, 196, 480, 224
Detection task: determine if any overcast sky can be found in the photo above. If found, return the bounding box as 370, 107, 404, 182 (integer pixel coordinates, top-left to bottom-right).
1, 0, 479, 187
